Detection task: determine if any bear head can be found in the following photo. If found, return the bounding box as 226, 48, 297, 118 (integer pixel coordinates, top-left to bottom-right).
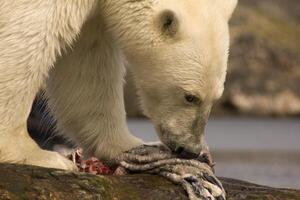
107, 0, 238, 157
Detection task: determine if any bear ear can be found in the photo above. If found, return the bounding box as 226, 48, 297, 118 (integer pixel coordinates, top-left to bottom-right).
158, 10, 179, 37
219, 0, 238, 20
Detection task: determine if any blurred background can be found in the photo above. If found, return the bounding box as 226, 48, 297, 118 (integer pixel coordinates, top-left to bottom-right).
28, 0, 300, 189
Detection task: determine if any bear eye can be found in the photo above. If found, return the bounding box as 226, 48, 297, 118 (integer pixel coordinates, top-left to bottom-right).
159, 10, 178, 36
184, 94, 200, 105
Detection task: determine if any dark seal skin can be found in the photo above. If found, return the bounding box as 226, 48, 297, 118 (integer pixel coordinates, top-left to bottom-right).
116, 144, 226, 200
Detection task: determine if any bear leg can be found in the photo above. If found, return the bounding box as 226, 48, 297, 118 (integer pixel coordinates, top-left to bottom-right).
46, 15, 143, 163
0, 1, 97, 169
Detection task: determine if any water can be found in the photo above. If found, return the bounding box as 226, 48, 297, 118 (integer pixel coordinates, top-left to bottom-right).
128, 117, 300, 189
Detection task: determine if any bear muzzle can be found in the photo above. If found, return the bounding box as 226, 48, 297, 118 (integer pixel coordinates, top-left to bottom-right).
173, 146, 215, 168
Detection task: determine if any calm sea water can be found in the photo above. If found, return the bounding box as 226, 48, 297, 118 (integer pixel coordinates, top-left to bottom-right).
128, 117, 300, 189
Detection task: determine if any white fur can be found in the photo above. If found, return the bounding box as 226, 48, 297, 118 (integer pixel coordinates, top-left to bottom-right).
0, 0, 237, 169
45, 13, 142, 161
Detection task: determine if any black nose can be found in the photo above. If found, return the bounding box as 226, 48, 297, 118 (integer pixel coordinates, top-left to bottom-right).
173, 146, 198, 159
174, 146, 184, 154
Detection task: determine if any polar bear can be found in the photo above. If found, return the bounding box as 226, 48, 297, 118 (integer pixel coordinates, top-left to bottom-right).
0, 0, 237, 170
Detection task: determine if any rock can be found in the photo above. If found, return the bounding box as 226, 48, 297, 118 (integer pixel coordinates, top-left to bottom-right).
0, 163, 300, 200
222, 0, 300, 116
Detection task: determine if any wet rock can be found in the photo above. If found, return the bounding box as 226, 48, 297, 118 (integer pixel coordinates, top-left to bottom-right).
1, 163, 300, 200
